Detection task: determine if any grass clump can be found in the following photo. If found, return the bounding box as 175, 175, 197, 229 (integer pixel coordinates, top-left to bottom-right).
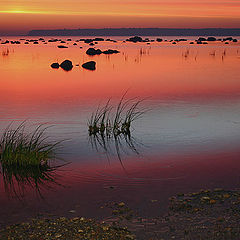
0, 123, 63, 198
88, 93, 146, 137
0, 123, 59, 167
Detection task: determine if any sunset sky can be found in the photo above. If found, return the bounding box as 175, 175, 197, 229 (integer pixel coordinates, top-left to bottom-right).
0, 0, 240, 35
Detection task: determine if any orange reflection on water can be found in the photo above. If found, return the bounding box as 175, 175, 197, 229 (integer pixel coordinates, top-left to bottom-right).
0, 38, 240, 106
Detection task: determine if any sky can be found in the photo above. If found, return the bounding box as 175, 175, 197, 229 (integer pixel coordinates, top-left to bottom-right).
0, 0, 240, 35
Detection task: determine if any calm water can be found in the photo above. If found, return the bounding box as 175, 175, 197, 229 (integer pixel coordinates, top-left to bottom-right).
0, 36, 240, 227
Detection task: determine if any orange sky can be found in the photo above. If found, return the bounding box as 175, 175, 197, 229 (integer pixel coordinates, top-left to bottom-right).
0, 0, 240, 35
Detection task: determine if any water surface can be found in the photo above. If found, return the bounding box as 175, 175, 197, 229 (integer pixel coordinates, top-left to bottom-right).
0, 36, 240, 227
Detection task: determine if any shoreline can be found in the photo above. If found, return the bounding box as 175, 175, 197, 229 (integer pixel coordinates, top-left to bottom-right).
1, 188, 240, 239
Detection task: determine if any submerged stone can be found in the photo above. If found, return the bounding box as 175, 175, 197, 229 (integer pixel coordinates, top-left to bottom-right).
82, 61, 96, 70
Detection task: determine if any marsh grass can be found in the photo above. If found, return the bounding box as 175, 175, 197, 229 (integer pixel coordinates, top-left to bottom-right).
0, 122, 65, 198
0, 123, 60, 167
88, 94, 146, 137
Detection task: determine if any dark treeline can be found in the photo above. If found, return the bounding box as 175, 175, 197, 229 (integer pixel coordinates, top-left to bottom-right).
28, 28, 240, 36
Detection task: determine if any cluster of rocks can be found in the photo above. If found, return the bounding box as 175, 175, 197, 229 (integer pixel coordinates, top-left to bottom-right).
194, 37, 238, 44
1, 36, 238, 47
51, 60, 96, 71
124, 36, 238, 45
126, 36, 154, 43
86, 48, 120, 56
51, 60, 73, 71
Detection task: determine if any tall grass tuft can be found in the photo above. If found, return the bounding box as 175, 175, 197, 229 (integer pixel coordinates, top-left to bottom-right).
88, 94, 147, 137
0, 123, 60, 167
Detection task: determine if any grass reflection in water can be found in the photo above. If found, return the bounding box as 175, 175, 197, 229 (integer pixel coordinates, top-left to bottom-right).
0, 122, 66, 199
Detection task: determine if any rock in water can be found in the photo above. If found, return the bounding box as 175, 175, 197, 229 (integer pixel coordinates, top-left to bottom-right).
207, 37, 216, 41
60, 60, 73, 71
126, 36, 143, 42
86, 48, 102, 55
102, 49, 120, 54
57, 45, 68, 48
51, 63, 60, 69
82, 61, 96, 70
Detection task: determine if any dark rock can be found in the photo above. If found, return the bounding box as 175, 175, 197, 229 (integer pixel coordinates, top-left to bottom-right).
225, 42, 229, 44
223, 37, 233, 41
207, 37, 216, 41
51, 63, 60, 69
175, 39, 187, 42
233, 39, 238, 42
1, 40, 9, 44
89, 43, 95, 46
67, 39, 72, 41
60, 41, 66, 43
24, 42, 29, 44
189, 42, 194, 44
57, 45, 68, 48
11, 41, 21, 44
73, 43, 77, 45
196, 41, 203, 44
48, 39, 58, 42
156, 38, 163, 42
102, 49, 120, 54
93, 38, 104, 41
172, 42, 177, 44
197, 37, 207, 42
126, 36, 143, 43
39, 38, 44, 41
60, 60, 73, 71
33, 42, 39, 44
84, 39, 94, 43
86, 48, 102, 55
82, 61, 96, 70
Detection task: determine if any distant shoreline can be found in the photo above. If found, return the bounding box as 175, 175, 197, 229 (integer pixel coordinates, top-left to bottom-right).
28, 28, 240, 36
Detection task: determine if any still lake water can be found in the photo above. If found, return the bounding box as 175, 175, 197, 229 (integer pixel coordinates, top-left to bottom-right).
0, 36, 240, 227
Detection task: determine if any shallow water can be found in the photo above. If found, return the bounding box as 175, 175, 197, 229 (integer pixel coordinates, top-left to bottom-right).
0, 36, 240, 227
